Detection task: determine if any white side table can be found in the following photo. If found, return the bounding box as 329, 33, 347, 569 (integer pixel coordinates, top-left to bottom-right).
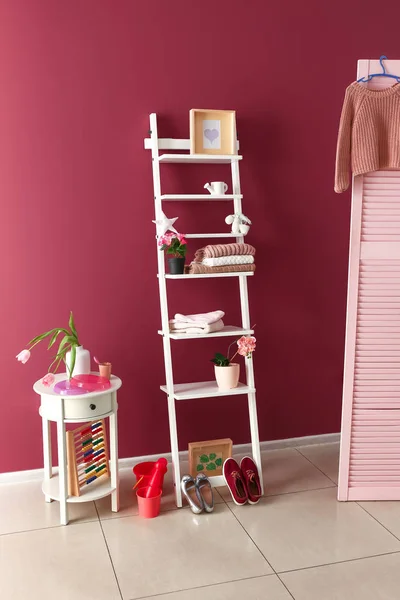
34, 372, 122, 525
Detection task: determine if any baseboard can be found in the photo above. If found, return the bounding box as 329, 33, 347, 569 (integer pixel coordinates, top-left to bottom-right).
0, 432, 340, 485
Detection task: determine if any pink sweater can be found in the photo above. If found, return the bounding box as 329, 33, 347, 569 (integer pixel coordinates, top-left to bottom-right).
335, 82, 400, 193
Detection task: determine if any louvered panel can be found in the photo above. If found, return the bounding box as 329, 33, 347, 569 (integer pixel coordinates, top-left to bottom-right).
340, 162, 400, 498
361, 173, 400, 242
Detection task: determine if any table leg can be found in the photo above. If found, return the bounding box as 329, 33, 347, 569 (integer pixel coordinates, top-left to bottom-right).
56, 409, 68, 525
110, 391, 119, 512
42, 417, 53, 503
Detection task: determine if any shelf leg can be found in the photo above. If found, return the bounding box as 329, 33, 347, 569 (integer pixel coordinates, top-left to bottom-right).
238, 274, 264, 494
247, 391, 264, 494
167, 394, 182, 507
42, 417, 53, 503
110, 391, 120, 512
56, 405, 68, 525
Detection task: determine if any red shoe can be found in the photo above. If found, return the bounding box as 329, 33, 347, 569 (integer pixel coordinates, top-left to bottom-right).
223, 458, 248, 505
240, 456, 262, 504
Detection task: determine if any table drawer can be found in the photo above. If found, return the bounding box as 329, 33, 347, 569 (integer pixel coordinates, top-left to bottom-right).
40, 392, 112, 421
63, 393, 112, 419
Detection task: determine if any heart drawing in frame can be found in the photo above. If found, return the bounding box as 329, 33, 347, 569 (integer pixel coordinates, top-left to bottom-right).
204, 128, 219, 144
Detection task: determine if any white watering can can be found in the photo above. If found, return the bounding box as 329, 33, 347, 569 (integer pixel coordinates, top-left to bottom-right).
204, 182, 228, 195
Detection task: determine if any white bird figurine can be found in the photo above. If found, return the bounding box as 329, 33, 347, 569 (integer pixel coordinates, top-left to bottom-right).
225, 213, 252, 235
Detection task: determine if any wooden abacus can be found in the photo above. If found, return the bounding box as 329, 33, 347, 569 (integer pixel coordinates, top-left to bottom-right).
67, 419, 110, 496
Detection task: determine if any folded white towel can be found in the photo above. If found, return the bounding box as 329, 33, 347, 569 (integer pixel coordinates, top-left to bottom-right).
202, 255, 254, 267
173, 310, 225, 325
169, 319, 224, 334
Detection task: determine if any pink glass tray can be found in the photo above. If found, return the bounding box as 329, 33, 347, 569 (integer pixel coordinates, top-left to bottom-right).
71, 374, 111, 392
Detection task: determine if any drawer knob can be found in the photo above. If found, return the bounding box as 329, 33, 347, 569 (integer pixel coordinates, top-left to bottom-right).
90, 403, 96, 410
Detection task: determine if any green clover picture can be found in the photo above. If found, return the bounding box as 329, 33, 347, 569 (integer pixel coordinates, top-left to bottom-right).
195, 451, 223, 475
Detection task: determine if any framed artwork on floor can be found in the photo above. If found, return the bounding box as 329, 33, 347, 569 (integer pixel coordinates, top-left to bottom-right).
188, 438, 233, 477
189, 109, 237, 155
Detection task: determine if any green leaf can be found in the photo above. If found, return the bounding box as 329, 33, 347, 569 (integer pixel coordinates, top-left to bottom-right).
215, 458, 222, 467
199, 454, 209, 464
47, 330, 61, 350
196, 464, 204, 472
56, 335, 75, 358
206, 462, 216, 471
28, 329, 57, 346
69, 312, 79, 342
211, 352, 230, 366
209, 453, 217, 461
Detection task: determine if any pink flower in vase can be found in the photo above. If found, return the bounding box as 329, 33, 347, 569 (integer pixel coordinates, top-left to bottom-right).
42, 373, 55, 387
16, 349, 31, 364
237, 336, 256, 357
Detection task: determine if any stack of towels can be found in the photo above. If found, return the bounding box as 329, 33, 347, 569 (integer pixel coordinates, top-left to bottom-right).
169, 310, 225, 334
187, 243, 256, 274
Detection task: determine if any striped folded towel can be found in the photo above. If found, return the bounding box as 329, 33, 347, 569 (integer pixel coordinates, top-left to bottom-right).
194, 243, 256, 262
187, 263, 256, 274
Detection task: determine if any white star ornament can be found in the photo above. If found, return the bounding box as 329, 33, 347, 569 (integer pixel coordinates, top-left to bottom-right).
152, 212, 179, 236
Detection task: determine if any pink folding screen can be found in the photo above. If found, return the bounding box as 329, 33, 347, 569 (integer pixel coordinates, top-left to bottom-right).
338, 59, 400, 501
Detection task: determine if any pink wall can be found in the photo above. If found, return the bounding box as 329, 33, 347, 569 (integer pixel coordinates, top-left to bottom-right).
1, 0, 399, 473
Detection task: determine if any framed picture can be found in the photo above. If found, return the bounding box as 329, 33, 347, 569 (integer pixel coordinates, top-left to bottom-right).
188, 438, 233, 477
189, 109, 237, 155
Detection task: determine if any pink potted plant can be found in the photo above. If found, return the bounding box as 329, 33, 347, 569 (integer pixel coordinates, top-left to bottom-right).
211, 336, 256, 391
158, 232, 187, 275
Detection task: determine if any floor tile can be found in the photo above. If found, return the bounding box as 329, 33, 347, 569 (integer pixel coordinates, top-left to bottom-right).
230, 487, 400, 572
95, 463, 224, 520
102, 503, 271, 599
0, 480, 98, 535
297, 442, 340, 484
149, 574, 292, 599
0, 522, 120, 600
217, 448, 334, 502
359, 501, 400, 540
281, 552, 400, 600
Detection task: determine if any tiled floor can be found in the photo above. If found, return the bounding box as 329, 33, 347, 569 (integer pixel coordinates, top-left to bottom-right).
2, 442, 400, 599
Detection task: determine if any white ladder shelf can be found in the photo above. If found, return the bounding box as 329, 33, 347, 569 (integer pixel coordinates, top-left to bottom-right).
145, 113, 263, 506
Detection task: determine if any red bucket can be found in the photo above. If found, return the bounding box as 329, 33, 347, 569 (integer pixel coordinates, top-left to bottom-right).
133, 461, 156, 490
136, 487, 162, 518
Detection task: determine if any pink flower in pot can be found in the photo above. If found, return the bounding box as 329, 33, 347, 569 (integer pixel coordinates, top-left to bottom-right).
211, 335, 256, 391
159, 232, 187, 275
237, 336, 256, 357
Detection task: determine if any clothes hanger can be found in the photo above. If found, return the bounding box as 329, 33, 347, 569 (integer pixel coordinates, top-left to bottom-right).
357, 55, 400, 83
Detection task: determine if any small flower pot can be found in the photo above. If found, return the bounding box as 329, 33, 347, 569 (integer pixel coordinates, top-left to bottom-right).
168, 257, 185, 275
214, 363, 240, 391
99, 362, 112, 379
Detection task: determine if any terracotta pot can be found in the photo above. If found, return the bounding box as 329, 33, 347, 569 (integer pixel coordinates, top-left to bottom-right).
99, 362, 112, 379
214, 363, 240, 391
